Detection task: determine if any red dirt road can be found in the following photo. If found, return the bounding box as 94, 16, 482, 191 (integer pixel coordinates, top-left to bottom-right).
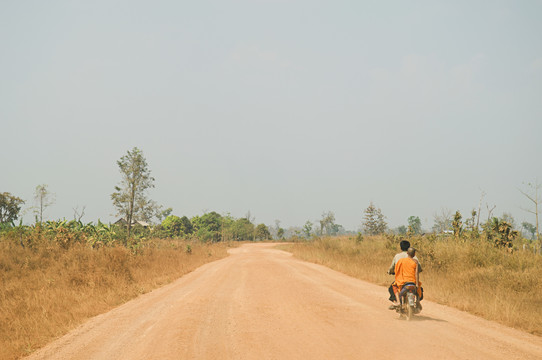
27, 243, 542, 360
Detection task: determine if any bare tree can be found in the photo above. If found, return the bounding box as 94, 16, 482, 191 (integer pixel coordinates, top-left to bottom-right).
519, 180, 541, 242
73, 205, 86, 222
486, 203, 496, 222
432, 208, 452, 233
275, 219, 281, 232
245, 210, 255, 223
33, 184, 55, 223
476, 189, 486, 229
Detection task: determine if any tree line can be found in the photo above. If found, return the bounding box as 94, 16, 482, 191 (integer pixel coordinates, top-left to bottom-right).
1, 147, 540, 249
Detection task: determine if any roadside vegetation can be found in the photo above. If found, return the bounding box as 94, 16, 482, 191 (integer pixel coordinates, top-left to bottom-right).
0, 225, 233, 360
284, 233, 542, 336
2, 146, 541, 358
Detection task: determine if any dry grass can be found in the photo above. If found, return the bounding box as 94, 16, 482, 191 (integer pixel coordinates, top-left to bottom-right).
0, 238, 232, 360
283, 235, 542, 336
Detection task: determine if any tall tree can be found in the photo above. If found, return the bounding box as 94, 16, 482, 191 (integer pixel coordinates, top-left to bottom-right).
465, 209, 477, 233
302, 220, 313, 238
179, 216, 194, 236
319, 211, 336, 236
407, 216, 422, 235
33, 184, 55, 223
0, 192, 25, 224
273, 219, 282, 239
255, 223, 271, 240
330, 223, 344, 236
396, 225, 407, 235
162, 215, 183, 237
452, 211, 463, 238
111, 147, 155, 237
522, 222, 537, 240
232, 217, 255, 241
156, 207, 173, 223
363, 203, 387, 235
191, 211, 222, 242
162, 215, 193, 238
519, 180, 541, 242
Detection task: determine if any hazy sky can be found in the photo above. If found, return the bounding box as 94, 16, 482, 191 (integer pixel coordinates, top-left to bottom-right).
2, 1, 541, 231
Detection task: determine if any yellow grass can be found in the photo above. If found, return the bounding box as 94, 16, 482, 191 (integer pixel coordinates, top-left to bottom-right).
283, 235, 542, 336
0, 238, 232, 360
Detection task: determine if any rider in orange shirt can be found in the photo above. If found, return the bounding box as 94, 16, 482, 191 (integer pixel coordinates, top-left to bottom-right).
391, 248, 422, 309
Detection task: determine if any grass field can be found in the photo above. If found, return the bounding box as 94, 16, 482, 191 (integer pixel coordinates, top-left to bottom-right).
0, 238, 232, 360
283, 235, 542, 336
3, 233, 540, 359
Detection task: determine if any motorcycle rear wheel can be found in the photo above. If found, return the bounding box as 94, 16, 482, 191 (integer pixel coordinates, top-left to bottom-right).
406, 304, 413, 321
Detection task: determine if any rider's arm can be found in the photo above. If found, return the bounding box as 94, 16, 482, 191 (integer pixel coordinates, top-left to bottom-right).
414, 255, 423, 272
415, 261, 420, 288
387, 256, 396, 274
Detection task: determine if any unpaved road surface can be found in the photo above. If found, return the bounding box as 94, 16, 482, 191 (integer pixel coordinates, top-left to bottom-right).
27, 243, 542, 360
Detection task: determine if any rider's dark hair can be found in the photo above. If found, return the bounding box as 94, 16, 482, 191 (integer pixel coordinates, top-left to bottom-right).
400, 240, 411, 251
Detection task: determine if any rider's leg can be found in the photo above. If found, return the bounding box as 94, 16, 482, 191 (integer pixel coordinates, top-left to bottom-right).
388, 284, 397, 302
415, 286, 423, 311
394, 285, 402, 305
389, 284, 400, 309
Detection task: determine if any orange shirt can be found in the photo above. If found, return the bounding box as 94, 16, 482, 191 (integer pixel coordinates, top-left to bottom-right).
394, 257, 418, 286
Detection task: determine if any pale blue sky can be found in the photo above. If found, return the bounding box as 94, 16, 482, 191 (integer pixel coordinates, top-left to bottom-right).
2, 1, 541, 231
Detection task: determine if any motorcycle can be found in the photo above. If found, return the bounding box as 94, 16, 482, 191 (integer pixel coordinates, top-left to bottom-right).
396, 282, 421, 320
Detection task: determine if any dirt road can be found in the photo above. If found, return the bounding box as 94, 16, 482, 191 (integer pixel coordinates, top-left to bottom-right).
27, 243, 542, 360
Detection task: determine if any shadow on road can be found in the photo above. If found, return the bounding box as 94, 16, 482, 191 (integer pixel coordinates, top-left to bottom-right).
409, 315, 447, 322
